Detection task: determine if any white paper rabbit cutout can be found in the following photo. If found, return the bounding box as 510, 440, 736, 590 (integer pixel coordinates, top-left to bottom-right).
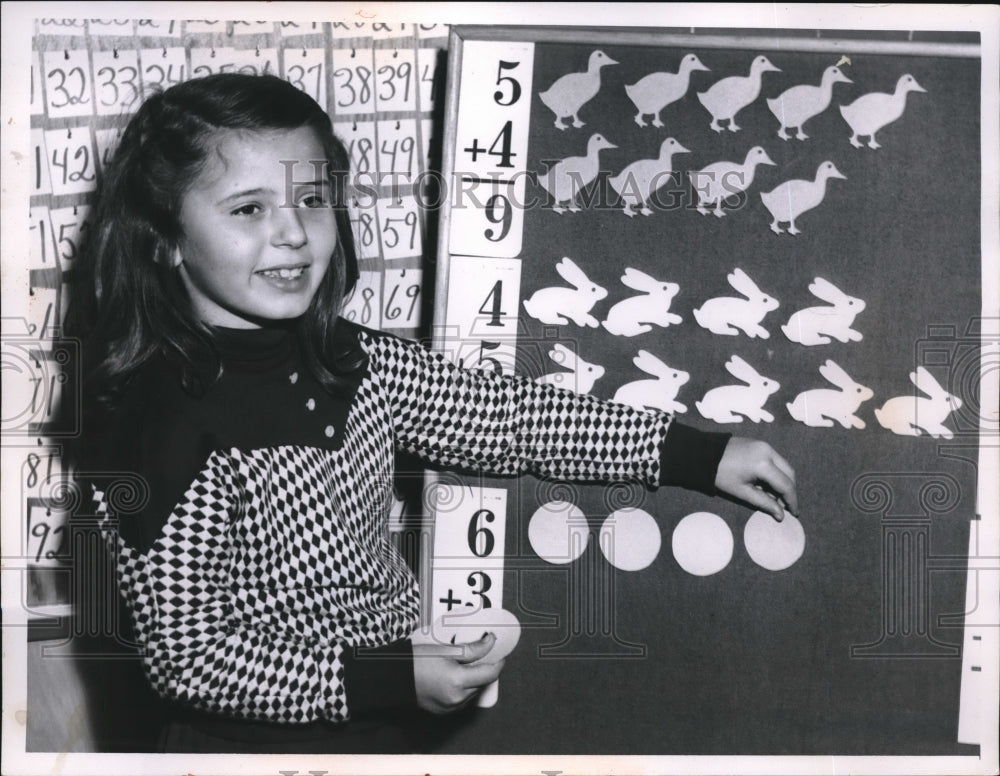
523, 257, 609, 328
536, 343, 606, 395
613, 350, 689, 414
782, 277, 866, 345
692, 268, 779, 338
874, 367, 963, 439
601, 268, 683, 337
787, 359, 874, 429
695, 355, 780, 423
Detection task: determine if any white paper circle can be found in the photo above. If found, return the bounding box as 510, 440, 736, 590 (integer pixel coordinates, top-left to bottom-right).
599, 508, 662, 571
433, 608, 522, 665
743, 510, 806, 571
671, 512, 734, 576
528, 501, 590, 564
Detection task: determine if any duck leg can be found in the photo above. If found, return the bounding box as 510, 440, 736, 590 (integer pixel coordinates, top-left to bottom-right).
622, 202, 638, 218
727, 118, 741, 132
867, 134, 881, 149
777, 125, 791, 140
571, 113, 585, 129
796, 127, 809, 140
554, 117, 568, 131
651, 114, 664, 128
787, 220, 801, 235
709, 116, 724, 133
769, 219, 783, 234
696, 201, 711, 216
633, 112, 647, 127
849, 132, 863, 148
713, 199, 726, 218
639, 203, 654, 217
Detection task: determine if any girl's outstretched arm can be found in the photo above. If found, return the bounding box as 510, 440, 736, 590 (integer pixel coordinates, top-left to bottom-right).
714, 437, 799, 521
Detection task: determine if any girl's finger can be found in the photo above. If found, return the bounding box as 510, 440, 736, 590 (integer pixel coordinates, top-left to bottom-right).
758, 461, 798, 516
769, 451, 797, 488
739, 484, 785, 522
456, 633, 496, 664
460, 658, 506, 690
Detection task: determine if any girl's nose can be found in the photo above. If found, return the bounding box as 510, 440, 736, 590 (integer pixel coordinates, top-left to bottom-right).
271, 207, 308, 248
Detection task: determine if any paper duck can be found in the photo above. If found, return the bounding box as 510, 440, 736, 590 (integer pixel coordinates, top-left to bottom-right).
608, 137, 690, 217
692, 145, 774, 217
760, 160, 845, 235
767, 65, 853, 140
697, 55, 780, 132
539, 50, 619, 130
537, 133, 617, 213
624, 53, 710, 127
839, 73, 926, 149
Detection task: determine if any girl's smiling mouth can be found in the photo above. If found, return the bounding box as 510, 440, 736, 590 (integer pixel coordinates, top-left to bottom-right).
256, 265, 308, 280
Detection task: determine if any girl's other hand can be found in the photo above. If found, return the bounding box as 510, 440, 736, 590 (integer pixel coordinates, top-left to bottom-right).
714, 437, 799, 522
412, 633, 506, 714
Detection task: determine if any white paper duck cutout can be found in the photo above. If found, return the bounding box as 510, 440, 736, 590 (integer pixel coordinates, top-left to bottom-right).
539, 50, 619, 130
696, 355, 780, 423
760, 161, 845, 235
786, 360, 874, 429
522, 256, 608, 328
601, 268, 682, 336
697, 55, 780, 132
537, 133, 617, 213
692, 268, 779, 339
536, 343, 606, 395
613, 350, 689, 414
691, 145, 775, 217
781, 277, 866, 345
624, 53, 710, 127
768, 65, 853, 140
874, 367, 963, 438
608, 137, 690, 217
840, 74, 926, 149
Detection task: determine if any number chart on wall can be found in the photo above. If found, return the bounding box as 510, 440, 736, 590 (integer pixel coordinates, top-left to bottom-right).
426, 25, 995, 756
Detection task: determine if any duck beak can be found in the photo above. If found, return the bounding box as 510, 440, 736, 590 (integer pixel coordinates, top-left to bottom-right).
761, 151, 776, 166
838, 73, 854, 84
830, 164, 846, 179
912, 79, 927, 93
674, 142, 691, 154
605, 56, 620, 66
695, 59, 710, 72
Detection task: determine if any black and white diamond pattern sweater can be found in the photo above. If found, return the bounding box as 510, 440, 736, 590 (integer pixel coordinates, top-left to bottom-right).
84, 320, 729, 727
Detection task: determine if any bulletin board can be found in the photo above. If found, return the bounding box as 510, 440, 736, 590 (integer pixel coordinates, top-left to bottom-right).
425, 25, 995, 756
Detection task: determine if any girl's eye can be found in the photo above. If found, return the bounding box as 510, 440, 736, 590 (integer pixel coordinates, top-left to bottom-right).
298, 193, 330, 209
231, 203, 262, 216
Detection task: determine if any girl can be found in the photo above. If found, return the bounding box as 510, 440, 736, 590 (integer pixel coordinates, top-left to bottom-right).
66, 73, 797, 753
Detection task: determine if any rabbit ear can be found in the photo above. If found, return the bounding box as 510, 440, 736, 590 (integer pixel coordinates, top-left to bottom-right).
633, 349, 668, 376
727, 268, 762, 298
621, 267, 656, 291
556, 257, 590, 288
808, 277, 845, 303
725, 355, 761, 383
819, 359, 855, 388
910, 366, 946, 398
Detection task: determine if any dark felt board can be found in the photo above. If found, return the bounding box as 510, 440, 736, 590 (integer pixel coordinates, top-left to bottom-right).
429, 29, 981, 755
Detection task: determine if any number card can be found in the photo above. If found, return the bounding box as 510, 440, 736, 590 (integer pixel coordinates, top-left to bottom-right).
191, 47, 237, 78
382, 268, 423, 330
283, 48, 326, 105
92, 48, 142, 116
441, 256, 522, 374
140, 47, 187, 99
376, 196, 422, 261
348, 196, 380, 261
43, 49, 94, 119
45, 126, 98, 196
26, 501, 70, 569
49, 206, 91, 271
416, 47, 442, 111
331, 49, 376, 115
29, 207, 54, 267
342, 120, 378, 179
31, 129, 52, 196
374, 48, 417, 113
95, 128, 123, 173
31, 49, 44, 115
430, 483, 508, 707
377, 119, 418, 180
449, 41, 534, 258
341, 270, 382, 330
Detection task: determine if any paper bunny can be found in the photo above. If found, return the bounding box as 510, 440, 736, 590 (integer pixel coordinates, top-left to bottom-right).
523, 257, 609, 328
786, 359, 874, 429
695, 355, 780, 423
781, 277, 866, 346
692, 268, 779, 338
613, 350, 689, 414
536, 343, 606, 395
601, 268, 682, 337
874, 367, 963, 439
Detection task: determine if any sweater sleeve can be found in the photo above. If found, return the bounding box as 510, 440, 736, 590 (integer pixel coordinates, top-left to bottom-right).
364, 329, 729, 491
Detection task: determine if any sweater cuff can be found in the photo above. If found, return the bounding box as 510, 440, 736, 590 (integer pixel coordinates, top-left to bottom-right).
341, 638, 417, 716
658, 421, 732, 495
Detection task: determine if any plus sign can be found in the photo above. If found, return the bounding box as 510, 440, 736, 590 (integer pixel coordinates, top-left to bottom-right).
438, 589, 462, 611
464, 138, 487, 162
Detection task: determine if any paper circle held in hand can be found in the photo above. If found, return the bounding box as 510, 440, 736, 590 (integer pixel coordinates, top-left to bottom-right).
433, 607, 522, 665
671, 512, 733, 576
743, 510, 806, 571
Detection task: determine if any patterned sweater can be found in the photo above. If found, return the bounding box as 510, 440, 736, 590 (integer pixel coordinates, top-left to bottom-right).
83, 321, 728, 727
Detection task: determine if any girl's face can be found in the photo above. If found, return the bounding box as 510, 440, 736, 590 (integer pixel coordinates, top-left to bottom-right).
175, 127, 338, 328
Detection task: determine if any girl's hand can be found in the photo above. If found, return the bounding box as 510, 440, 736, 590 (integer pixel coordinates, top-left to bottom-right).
714, 437, 798, 522
412, 633, 506, 714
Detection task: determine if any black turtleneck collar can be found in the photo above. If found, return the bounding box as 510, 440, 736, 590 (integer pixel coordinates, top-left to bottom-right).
210, 323, 295, 371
